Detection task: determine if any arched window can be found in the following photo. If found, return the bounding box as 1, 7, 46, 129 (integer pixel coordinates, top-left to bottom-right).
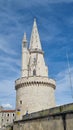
7, 114, 9, 116
13, 113, 14, 116
20, 100, 22, 104
33, 69, 36, 76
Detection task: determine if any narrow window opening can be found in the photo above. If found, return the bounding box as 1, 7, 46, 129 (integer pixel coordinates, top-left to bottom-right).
20, 100, 22, 104
13, 113, 14, 116
33, 69, 36, 76
7, 114, 9, 116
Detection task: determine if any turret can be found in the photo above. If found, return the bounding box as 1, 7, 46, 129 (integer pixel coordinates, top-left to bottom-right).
21, 33, 28, 77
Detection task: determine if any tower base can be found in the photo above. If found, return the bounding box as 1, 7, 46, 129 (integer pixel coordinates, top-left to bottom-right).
15, 76, 56, 120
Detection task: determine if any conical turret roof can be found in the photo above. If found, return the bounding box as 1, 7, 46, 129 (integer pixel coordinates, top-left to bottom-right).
29, 19, 42, 50
22, 33, 27, 43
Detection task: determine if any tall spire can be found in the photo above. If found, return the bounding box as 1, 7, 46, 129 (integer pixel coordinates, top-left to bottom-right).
29, 19, 42, 50
22, 33, 27, 48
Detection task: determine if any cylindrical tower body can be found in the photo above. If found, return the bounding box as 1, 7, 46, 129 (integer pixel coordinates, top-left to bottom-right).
15, 77, 56, 120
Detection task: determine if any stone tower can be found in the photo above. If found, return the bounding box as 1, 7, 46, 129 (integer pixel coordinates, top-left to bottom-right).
15, 19, 56, 120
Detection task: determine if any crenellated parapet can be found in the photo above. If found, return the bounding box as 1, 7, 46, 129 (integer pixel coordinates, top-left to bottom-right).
15, 77, 56, 90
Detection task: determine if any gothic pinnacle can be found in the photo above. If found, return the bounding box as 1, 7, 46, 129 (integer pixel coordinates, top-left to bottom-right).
22, 33, 27, 43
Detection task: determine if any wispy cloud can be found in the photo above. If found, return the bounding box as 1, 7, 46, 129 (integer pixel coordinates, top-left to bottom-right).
0, 79, 16, 108
55, 67, 73, 105
11, 0, 73, 8
1, 0, 73, 12
0, 37, 17, 55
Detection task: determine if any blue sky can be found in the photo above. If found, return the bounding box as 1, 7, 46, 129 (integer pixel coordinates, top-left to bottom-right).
0, 0, 73, 109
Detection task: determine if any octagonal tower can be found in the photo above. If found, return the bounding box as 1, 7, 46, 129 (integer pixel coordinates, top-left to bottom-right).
15, 19, 56, 120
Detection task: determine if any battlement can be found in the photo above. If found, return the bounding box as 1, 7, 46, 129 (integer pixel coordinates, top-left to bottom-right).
15, 76, 56, 90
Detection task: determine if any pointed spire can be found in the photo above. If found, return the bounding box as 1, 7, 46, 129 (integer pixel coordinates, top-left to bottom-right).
29, 19, 42, 50
22, 33, 27, 43
22, 33, 27, 48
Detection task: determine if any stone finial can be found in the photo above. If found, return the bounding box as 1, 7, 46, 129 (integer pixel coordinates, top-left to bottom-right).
22, 33, 27, 43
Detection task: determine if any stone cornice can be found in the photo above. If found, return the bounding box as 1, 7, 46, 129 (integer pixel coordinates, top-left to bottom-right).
29, 49, 44, 55
15, 76, 56, 90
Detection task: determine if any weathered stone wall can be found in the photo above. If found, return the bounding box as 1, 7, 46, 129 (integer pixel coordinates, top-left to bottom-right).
15, 77, 56, 120
13, 103, 73, 130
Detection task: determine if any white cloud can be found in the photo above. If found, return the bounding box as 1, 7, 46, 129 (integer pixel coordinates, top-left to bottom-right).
2, 103, 13, 109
